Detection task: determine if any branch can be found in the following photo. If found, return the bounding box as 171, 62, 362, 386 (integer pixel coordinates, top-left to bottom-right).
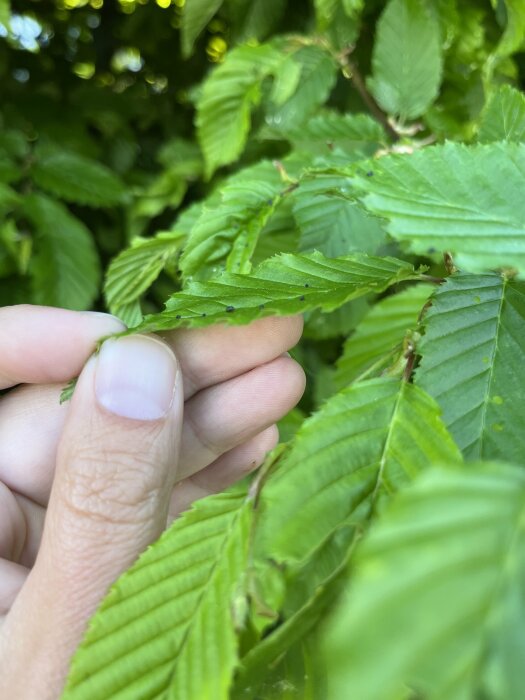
335, 47, 399, 142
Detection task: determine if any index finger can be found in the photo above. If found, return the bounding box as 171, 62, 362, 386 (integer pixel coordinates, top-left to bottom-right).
0, 305, 125, 389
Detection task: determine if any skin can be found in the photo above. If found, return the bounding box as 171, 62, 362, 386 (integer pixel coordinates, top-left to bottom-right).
0, 305, 305, 699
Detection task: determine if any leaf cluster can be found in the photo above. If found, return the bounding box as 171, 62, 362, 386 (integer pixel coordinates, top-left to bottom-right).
3, 0, 525, 698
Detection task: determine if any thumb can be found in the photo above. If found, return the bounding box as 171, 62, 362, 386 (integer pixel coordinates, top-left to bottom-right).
1, 335, 183, 699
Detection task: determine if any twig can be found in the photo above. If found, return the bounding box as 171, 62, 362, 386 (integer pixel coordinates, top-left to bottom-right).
344, 59, 399, 142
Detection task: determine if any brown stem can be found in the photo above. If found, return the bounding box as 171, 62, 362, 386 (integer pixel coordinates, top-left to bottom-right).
345, 60, 399, 142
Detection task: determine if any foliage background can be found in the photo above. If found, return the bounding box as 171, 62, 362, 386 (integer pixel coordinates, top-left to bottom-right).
2, 0, 525, 698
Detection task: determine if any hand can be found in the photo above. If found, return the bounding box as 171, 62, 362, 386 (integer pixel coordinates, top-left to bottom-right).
0, 305, 305, 699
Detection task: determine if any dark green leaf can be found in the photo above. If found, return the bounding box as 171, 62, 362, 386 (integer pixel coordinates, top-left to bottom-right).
181, 0, 224, 58
24, 194, 100, 310
31, 145, 127, 208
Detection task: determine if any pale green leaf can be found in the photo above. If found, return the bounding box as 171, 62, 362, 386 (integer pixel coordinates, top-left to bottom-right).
132, 253, 420, 334
293, 174, 386, 257
104, 232, 184, 312
131, 170, 187, 221
63, 490, 252, 700
342, 0, 363, 17
24, 194, 100, 310
494, 0, 525, 58
181, 0, 223, 58
269, 54, 303, 107
415, 272, 525, 464
264, 46, 338, 133
196, 44, 282, 177
324, 462, 525, 700
256, 377, 461, 564
111, 300, 143, 329
354, 142, 525, 273
179, 161, 283, 280
31, 145, 127, 208
0, 0, 10, 26
335, 284, 432, 388
368, 0, 443, 121
478, 84, 525, 143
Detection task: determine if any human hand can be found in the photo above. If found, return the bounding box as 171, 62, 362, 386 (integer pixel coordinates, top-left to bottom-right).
0, 305, 305, 699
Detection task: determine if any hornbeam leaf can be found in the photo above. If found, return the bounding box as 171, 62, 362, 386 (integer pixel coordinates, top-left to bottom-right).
230, 0, 285, 42
104, 231, 184, 313
24, 194, 100, 311
284, 111, 386, 159
63, 490, 252, 700
31, 145, 127, 208
256, 377, 461, 564
130, 253, 420, 334
324, 462, 525, 700
181, 0, 223, 58
179, 161, 283, 280
415, 272, 525, 464
0, 0, 10, 26
233, 528, 352, 697
293, 174, 386, 257
264, 45, 337, 133
493, 0, 525, 59
478, 84, 525, 143
196, 44, 282, 177
354, 142, 525, 274
335, 284, 431, 388
368, 0, 443, 120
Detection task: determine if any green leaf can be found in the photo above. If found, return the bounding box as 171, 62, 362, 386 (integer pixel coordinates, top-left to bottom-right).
478, 84, 525, 143
292, 174, 386, 257
0, 0, 10, 26
368, 0, 443, 121
324, 462, 525, 700
181, 0, 223, 58
264, 46, 338, 133
104, 231, 184, 313
24, 194, 100, 310
131, 169, 187, 221
0, 183, 19, 216
196, 44, 282, 177
335, 284, 432, 388
256, 377, 461, 564
354, 142, 525, 274
234, 523, 357, 698
269, 53, 303, 107
284, 111, 386, 159
415, 272, 525, 464
131, 252, 421, 334
179, 161, 283, 280
494, 0, 525, 59
229, 0, 285, 42
31, 145, 127, 208
314, 0, 361, 48
63, 490, 252, 700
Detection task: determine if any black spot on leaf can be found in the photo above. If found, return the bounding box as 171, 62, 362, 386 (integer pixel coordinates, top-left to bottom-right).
226, 305, 235, 313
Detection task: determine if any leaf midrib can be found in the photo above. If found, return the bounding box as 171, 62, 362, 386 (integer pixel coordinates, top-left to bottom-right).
477, 276, 507, 457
